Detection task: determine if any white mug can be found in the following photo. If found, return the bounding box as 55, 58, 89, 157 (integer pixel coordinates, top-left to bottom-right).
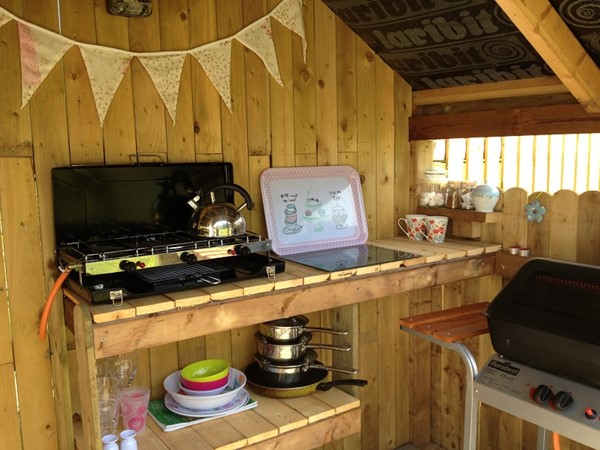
398, 214, 427, 241
421, 216, 449, 244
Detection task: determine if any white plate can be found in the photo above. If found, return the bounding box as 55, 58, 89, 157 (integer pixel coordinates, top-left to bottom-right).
260, 166, 368, 255
164, 389, 249, 418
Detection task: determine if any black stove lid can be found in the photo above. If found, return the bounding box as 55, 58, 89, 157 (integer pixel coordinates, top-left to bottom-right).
52, 162, 233, 246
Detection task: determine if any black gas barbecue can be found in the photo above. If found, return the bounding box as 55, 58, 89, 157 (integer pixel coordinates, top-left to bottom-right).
52, 163, 285, 304
472, 258, 600, 450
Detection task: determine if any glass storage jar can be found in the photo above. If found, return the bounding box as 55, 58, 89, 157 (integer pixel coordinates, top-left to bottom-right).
419, 166, 447, 207
445, 181, 462, 209
460, 181, 477, 210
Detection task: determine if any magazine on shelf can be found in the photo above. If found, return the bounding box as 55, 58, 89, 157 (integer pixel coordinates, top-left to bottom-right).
148, 395, 258, 432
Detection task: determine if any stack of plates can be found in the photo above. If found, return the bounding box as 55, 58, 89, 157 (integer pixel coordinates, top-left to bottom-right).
162, 368, 249, 418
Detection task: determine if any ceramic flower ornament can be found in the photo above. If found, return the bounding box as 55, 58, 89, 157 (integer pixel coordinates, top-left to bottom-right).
525, 200, 546, 222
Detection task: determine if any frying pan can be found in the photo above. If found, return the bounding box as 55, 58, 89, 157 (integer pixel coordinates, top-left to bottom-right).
259, 315, 349, 342
254, 350, 357, 382
255, 331, 350, 362
244, 361, 368, 399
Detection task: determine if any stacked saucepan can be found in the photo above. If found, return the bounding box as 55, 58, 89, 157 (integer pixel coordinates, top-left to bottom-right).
245, 315, 368, 398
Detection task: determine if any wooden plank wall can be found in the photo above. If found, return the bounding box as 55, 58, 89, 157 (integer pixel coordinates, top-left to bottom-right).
0, 2, 597, 450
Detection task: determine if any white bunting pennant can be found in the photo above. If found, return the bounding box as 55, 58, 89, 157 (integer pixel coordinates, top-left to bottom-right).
80, 46, 132, 126
192, 39, 233, 111
18, 23, 73, 107
138, 54, 187, 124
272, 0, 306, 62
236, 16, 282, 86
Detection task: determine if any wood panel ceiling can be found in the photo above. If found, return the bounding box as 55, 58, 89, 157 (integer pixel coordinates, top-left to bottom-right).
322, 0, 600, 137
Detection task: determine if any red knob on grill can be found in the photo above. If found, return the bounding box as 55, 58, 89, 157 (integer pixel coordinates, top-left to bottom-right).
532, 385, 553, 404
552, 391, 574, 411
585, 407, 598, 420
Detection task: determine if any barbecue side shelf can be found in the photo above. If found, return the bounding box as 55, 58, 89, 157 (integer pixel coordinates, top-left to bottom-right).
62, 238, 499, 449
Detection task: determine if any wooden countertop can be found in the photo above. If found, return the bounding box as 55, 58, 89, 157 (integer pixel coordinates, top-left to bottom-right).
64, 237, 500, 359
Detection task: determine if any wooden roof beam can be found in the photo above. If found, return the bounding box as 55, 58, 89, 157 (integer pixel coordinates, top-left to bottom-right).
495, 0, 600, 113
413, 76, 568, 107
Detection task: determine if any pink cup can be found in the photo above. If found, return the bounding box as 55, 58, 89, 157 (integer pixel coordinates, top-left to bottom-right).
398, 214, 427, 241
119, 386, 150, 433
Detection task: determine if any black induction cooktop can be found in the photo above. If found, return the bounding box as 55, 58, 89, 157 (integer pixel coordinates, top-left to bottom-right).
281, 244, 419, 272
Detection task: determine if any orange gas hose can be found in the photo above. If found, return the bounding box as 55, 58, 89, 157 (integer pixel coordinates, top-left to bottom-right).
552, 431, 561, 450
38, 269, 71, 340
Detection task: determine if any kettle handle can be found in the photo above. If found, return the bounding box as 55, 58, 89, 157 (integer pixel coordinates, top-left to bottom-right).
206, 183, 254, 211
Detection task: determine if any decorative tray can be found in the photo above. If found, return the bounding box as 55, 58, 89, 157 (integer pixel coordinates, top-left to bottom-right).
260, 166, 368, 255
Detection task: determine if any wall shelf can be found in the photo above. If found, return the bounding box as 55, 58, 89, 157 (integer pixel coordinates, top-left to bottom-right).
416, 206, 503, 223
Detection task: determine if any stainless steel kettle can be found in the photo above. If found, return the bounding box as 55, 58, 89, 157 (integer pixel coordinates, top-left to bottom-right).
188, 183, 254, 237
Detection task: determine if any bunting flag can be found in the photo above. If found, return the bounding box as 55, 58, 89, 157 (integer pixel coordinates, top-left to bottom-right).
236, 16, 283, 86
0, 0, 306, 126
80, 46, 132, 126
192, 39, 233, 111
272, 0, 307, 62
138, 53, 187, 123
17, 23, 73, 107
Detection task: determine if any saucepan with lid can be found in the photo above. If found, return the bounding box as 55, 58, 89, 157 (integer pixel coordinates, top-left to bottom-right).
254, 331, 351, 362
259, 315, 349, 342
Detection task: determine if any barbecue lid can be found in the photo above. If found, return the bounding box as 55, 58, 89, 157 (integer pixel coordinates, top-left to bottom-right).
487, 258, 600, 345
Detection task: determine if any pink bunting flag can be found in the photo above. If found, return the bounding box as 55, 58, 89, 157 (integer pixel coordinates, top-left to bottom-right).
138, 54, 187, 124
271, 0, 306, 62
79, 46, 132, 126
192, 39, 233, 111
236, 16, 282, 86
18, 22, 73, 107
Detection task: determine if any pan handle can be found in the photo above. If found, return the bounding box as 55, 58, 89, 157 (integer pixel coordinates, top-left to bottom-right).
306, 343, 351, 352
310, 364, 358, 374
304, 326, 349, 336
316, 379, 368, 391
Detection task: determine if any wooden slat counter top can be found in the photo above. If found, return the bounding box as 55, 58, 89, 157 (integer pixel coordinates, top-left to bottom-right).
63, 238, 500, 359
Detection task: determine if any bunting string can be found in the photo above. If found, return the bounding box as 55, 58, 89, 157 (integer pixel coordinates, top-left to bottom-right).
0, 0, 306, 126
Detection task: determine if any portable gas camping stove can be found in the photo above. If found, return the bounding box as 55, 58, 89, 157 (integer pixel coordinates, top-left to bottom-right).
52, 163, 285, 304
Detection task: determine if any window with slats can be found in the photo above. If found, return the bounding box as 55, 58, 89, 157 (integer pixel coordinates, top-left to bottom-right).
433, 134, 600, 194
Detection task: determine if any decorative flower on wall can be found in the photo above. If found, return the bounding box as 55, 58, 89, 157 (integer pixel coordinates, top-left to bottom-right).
525, 200, 546, 222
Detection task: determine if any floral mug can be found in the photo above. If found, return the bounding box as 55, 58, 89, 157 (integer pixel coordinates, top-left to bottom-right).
421, 216, 449, 244
398, 214, 427, 241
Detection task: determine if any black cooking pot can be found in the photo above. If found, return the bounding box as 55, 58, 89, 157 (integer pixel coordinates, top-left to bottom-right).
244, 361, 368, 399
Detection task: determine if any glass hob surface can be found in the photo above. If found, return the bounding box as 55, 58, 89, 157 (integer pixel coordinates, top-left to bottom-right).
281, 244, 420, 272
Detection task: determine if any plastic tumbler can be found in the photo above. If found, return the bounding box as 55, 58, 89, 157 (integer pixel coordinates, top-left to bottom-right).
119, 386, 150, 432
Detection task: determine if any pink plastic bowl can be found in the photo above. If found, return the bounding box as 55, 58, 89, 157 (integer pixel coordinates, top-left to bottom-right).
180, 374, 229, 391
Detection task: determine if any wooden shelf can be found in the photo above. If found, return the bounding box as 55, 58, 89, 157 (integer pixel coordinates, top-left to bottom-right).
74, 388, 360, 450
416, 206, 503, 223
495, 251, 533, 278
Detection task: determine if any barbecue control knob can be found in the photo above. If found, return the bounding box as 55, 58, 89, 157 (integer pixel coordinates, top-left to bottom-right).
532, 384, 553, 404
585, 407, 598, 420
119, 260, 137, 272
552, 391, 574, 411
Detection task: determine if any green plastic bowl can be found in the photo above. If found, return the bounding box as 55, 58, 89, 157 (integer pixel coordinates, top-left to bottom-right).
180, 359, 230, 384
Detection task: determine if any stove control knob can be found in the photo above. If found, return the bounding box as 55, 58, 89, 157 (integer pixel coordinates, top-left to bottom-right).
585, 407, 598, 420
532, 385, 553, 404
119, 260, 137, 272
552, 391, 574, 411
180, 252, 197, 264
